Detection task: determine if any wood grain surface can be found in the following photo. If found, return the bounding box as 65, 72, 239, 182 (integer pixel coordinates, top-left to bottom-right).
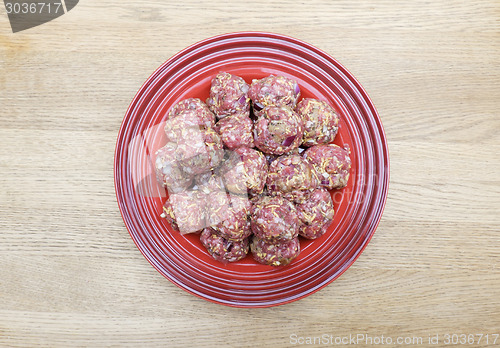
1, 0, 499, 347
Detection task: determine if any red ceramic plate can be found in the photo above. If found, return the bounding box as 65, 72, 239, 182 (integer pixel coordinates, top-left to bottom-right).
114, 32, 389, 307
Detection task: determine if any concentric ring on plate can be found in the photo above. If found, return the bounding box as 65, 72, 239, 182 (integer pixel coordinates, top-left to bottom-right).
114, 32, 389, 307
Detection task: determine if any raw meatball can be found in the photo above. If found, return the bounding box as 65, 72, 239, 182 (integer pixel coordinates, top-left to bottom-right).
266, 154, 319, 203
175, 127, 224, 175
265, 147, 302, 165
248, 75, 300, 117
221, 147, 268, 195
200, 228, 249, 263
296, 187, 335, 239
161, 190, 206, 234
154, 142, 193, 193
295, 98, 339, 146
195, 170, 225, 194
167, 98, 215, 129
205, 191, 251, 240
215, 112, 254, 149
210, 194, 252, 242
250, 196, 299, 242
253, 105, 304, 155
250, 237, 300, 267
303, 144, 352, 189
164, 109, 215, 143
212, 210, 252, 241
206, 72, 250, 119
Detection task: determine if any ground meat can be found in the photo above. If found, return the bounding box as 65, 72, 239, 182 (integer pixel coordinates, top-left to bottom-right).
206, 72, 251, 119
296, 187, 335, 239
250, 196, 299, 242
295, 98, 339, 146
154, 142, 193, 193
221, 147, 268, 195
265, 147, 303, 165
266, 154, 319, 203
303, 144, 352, 189
167, 98, 216, 129
157, 73, 348, 267
210, 193, 251, 242
194, 169, 226, 194
248, 75, 300, 117
204, 190, 232, 227
174, 127, 224, 175
211, 206, 251, 242
164, 109, 215, 143
215, 112, 254, 149
253, 105, 304, 155
200, 228, 249, 263
161, 190, 206, 234
250, 236, 300, 266
204, 191, 251, 240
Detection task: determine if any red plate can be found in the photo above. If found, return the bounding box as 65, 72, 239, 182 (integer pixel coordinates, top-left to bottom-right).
114, 32, 389, 307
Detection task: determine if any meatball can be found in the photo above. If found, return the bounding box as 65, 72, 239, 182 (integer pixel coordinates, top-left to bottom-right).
206, 72, 251, 119
265, 147, 302, 165
250, 237, 300, 266
205, 192, 252, 241
248, 75, 300, 117
174, 127, 224, 175
296, 188, 335, 239
211, 207, 251, 242
295, 98, 339, 146
154, 142, 193, 193
204, 190, 232, 227
215, 112, 254, 149
167, 98, 215, 129
221, 147, 268, 195
250, 196, 299, 242
164, 108, 217, 143
161, 190, 206, 234
266, 154, 319, 203
194, 169, 225, 194
303, 144, 352, 189
253, 105, 304, 155
200, 228, 249, 263
210, 193, 251, 241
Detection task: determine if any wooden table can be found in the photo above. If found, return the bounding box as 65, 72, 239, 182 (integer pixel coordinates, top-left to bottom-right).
1, 1, 499, 346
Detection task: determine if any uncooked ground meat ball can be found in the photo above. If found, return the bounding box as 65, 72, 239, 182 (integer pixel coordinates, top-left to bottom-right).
250, 236, 300, 266
161, 190, 206, 234
205, 192, 252, 242
200, 228, 249, 263
167, 98, 215, 128
204, 190, 232, 227
250, 196, 299, 242
253, 105, 304, 155
296, 187, 335, 239
221, 147, 268, 195
295, 98, 339, 146
206, 72, 251, 119
266, 154, 319, 203
248, 75, 300, 117
215, 112, 254, 149
154, 142, 193, 193
303, 144, 352, 189
174, 127, 224, 175
194, 169, 226, 194
265, 147, 303, 165
213, 214, 251, 242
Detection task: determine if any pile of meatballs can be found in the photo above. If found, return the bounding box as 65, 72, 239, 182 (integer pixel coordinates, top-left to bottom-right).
155, 72, 351, 267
